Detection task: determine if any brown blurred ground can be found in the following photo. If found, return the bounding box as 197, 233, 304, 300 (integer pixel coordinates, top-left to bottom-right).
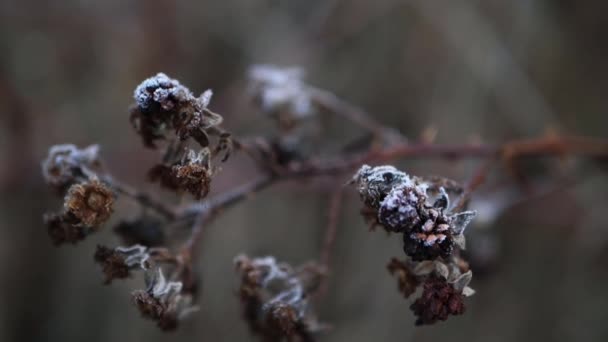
1, 1, 608, 341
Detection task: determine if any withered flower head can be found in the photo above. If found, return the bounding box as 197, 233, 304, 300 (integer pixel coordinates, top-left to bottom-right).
352, 165, 411, 208
410, 276, 466, 325
64, 178, 114, 228
248, 65, 314, 125
132, 268, 198, 331
41, 144, 101, 191
378, 185, 426, 233
149, 149, 214, 199
131, 73, 223, 148
388, 256, 475, 326
234, 255, 326, 340
264, 301, 298, 337
44, 212, 89, 246
352, 165, 477, 262
94, 245, 150, 284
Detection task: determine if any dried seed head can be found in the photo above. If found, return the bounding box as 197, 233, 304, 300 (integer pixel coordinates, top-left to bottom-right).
410, 276, 466, 325
41, 144, 101, 191
403, 218, 454, 262
133, 268, 198, 331
148, 149, 214, 199
264, 302, 298, 337
352, 165, 412, 208
131, 73, 223, 148
378, 186, 426, 233
94, 245, 150, 284
234, 255, 325, 340
64, 178, 114, 227
44, 212, 88, 245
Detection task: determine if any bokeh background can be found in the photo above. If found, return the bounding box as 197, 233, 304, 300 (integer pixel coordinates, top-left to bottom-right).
1, 1, 608, 341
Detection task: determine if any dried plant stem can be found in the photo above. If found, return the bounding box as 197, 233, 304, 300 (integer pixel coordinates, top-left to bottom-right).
316, 188, 344, 296
179, 134, 608, 223
175, 133, 608, 288
453, 159, 497, 211
180, 174, 276, 259
320, 188, 343, 270
309, 86, 405, 141
102, 176, 177, 220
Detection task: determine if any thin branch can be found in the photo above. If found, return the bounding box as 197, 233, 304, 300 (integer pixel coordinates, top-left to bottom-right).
320, 188, 343, 269
309, 86, 406, 142
179, 174, 277, 259
453, 158, 497, 211
102, 176, 177, 220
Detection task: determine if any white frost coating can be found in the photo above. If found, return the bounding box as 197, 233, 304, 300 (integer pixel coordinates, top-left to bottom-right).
352, 165, 413, 207
41, 143, 101, 186
115, 245, 150, 269
248, 64, 313, 118
133, 73, 195, 110
149, 268, 183, 299
199, 89, 213, 108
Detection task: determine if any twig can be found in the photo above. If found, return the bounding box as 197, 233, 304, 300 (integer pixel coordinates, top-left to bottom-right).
102, 176, 177, 220
309, 86, 406, 142
320, 188, 343, 269
180, 174, 277, 259
453, 159, 497, 211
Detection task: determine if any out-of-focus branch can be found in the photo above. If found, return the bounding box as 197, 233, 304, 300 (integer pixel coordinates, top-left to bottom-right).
309, 86, 405, 142
320, 188, 343, 270
179, 174, 276, 260
102, 176, 178, 220
182, 134, 608, 223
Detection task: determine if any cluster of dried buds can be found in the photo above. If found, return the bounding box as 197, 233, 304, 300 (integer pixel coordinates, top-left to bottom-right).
132, 73, 233, 199
234, 255, 327, 341
352, 165, 477, 325
40, 73, 228, 332
42, 144, 115, 245
131, 72, 223, 148
93, 244, 197, 330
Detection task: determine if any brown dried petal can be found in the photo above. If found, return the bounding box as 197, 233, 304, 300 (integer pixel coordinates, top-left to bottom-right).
64, 178, 114, 227
265, 302, 298, 337
94, 245, 130, 284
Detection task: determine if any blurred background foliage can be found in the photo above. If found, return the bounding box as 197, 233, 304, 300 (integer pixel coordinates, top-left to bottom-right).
1, 1, 607, 341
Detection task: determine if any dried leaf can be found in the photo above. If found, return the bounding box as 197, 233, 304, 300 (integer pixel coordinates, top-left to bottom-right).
451, 210, 477, 235
454, 234, 466, 250
413, 260, 435, 276
434, 261, 449, 279
433, 187, 450, 210
451, 270, 472, 291
462, 286, 476, 297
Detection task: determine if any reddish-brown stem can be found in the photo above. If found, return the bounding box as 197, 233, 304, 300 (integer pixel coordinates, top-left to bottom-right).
102, 176, 177, 220
309, 86, 405, 142
453, 159, 497, 211
179, 174, 276, 259
320, 188, 343, 269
